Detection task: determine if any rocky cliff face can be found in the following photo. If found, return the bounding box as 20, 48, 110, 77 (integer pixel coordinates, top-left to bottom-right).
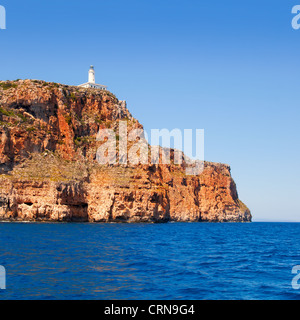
0, 80, 251, 222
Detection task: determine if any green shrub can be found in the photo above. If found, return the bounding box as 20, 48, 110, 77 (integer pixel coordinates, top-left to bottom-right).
0, 107, 15, 117
0, 82, 18, 90
17, 113, 27, 122
74, 136, 93, 146
26, 127, 36, 132
64, 114, 72, 125
69, 92, 77, 102
95, 116, 103, 125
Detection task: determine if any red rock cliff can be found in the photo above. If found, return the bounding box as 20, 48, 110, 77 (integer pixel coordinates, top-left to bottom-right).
0, 80, 251, 222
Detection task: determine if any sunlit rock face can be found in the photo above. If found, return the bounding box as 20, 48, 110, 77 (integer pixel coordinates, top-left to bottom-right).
0, 80, 251, 223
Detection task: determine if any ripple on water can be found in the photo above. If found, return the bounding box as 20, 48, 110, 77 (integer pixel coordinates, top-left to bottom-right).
0, 222, 300, 299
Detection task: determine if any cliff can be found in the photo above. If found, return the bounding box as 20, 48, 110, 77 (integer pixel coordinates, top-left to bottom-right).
0, 80, 251, 222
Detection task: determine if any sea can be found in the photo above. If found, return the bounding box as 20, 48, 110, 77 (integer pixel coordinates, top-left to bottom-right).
0, 222, 299, 300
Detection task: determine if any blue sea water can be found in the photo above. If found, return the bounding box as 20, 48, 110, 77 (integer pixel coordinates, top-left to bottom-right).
0, 222, 299, 300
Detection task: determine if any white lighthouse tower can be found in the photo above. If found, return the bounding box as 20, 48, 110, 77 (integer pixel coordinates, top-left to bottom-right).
88, 65, 95, 83
79, 65, 107, 90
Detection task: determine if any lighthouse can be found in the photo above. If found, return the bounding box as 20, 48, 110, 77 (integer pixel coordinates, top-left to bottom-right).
88, 66, 95, 83
78, 65, 107, 90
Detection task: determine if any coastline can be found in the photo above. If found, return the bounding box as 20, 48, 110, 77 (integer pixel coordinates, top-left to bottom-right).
0, 80, 251, 223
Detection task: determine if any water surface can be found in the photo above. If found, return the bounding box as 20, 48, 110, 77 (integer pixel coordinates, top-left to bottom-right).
0, 222, 299, 300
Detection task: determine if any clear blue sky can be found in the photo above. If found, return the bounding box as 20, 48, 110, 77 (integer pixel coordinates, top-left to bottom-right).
1, 0, 300, 221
